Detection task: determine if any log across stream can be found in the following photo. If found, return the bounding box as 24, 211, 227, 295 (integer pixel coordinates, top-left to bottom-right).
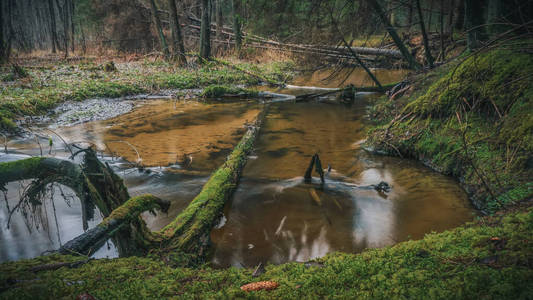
0, 68, 474, 265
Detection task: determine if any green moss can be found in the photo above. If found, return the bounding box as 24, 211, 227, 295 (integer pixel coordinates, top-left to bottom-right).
1, 208, 532, 299
157, 118, 261, 265
366, 48, 533, 212
100, 194, 167, 226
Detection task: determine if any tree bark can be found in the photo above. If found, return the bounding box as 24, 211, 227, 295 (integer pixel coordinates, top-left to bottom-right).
366, 0, 421, 70
69, 0, 74, 52
465, 0, 484, 50
47, 0, 58, 53
0, 0, 6, 64
232, 0, 242, 53
149, 0, 170, 57
199, 0, 211, 59
416, 0, 434, 67
216, 0, 223, 43
62, 0, 69, 58
453, 0, 465, 30
168, 0, 187, 64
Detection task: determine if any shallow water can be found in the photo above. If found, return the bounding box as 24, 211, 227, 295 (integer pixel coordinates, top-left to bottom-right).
209, 100, 472, 268
0, 67, 473, 264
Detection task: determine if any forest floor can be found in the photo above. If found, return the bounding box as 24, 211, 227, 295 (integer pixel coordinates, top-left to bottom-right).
0, 55, 294, 132
0, 47, 532, 298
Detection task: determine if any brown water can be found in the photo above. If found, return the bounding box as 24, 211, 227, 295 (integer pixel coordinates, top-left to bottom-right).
209, 100, 473, 268
0, 67, 473, 264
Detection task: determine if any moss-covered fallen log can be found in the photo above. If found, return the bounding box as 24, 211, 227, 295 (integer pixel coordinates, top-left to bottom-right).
155, 106, 268, 263
59, 194, 170, 255
0, 149, 155, 255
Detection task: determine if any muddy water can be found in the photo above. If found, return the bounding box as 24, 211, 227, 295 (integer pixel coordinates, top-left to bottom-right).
0, 100, 261, 261
209, 99, 473, 268
0, 67, 473, 264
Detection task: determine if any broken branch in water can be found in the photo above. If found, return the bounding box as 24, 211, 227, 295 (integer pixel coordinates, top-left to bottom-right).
59, 194, 169, 255
304, 153, 325, 184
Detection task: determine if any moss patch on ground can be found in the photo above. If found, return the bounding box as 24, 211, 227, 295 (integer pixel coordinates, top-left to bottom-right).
366, 48, 533, 212
0, 58, 294, 131
1, 207, 532, 299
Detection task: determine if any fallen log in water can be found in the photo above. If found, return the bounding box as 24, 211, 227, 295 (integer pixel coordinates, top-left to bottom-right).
293, 82, 400, 102
156, 106, 268, 263
0, 149, 154, 255
59, 194, 170, 255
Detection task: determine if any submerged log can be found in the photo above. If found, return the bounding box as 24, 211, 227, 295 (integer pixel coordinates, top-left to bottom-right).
157, 106, 268, 262
59, 194, 170, 255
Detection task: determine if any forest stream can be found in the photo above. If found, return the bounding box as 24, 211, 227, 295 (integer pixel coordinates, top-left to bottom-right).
0, 68, 474, 266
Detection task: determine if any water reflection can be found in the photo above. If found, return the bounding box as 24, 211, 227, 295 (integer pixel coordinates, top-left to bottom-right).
210, 99, 473, 268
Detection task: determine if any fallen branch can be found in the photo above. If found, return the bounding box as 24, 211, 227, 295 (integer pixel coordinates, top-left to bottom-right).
59, 194, 169, 255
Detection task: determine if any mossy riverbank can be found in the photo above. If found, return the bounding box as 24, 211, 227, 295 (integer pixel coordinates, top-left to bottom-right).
1, 48, 532, 299
1, 207, 531, 299
0, 58, 294, 131
366, 48, 533, 213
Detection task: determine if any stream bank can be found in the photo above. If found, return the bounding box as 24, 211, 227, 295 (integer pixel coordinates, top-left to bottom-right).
364, 49, 533, 213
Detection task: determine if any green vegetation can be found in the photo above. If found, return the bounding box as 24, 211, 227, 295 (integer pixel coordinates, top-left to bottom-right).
1, 207, 531, 299
0, 59, 294, 131
366, 49, 533, 212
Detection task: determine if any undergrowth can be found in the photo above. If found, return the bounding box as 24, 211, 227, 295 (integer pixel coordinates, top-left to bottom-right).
366, 48, 533, 212
0, 59, 294, 131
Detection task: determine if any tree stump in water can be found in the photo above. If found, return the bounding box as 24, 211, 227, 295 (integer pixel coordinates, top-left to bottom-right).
304, 153, 325, 184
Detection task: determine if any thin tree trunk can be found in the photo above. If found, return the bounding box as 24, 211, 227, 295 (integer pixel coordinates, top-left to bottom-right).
69, 0, 74, 52
6, 0, 14, 58
440, 0, 445, 60
366, 0, 421, 70
427, 0, 434, 32
447, 0, 455, 40
47, 0, 58, 53
453, 0, 464, 30
408, 0, 414, 30
62, 0, 68, 58
465, 0, 483, 50
416, 0, 434, 67
199, 0, 211, 59
168, 0, 187, 65
232, 0, 242, 53
0, 0, 6, 64
216, 0, 223, 43
149, 0, 170, 57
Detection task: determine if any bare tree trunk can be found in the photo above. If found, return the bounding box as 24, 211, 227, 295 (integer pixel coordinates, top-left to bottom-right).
447, 0, 455, 35
416, 0, 434, 67
232, 0, 242, 53
69, 0, 74, 52
440, 0, 445, 60
465, 0, 483, 50
216, 0, 223, 43
0, 0, 6, 64
62, 0, 68, 58
453, 0, 464, 30
168, 0, 187, 65
199, 0, 211, 59
149, 0, 170, 57
47, 0, 58, 53
366, 0, 421, 70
